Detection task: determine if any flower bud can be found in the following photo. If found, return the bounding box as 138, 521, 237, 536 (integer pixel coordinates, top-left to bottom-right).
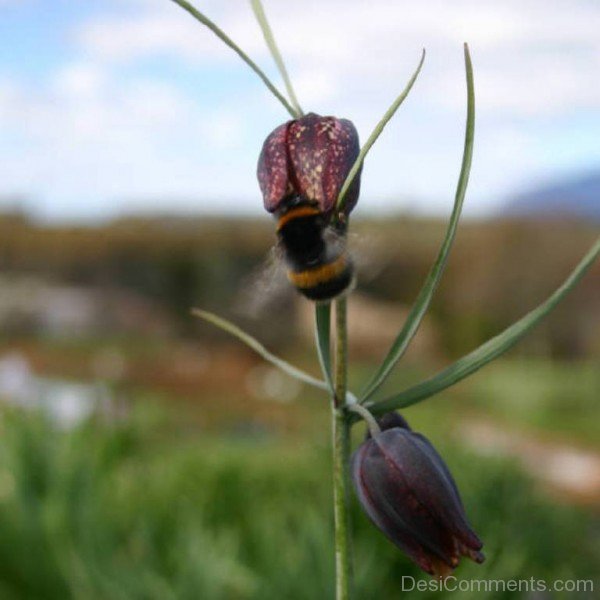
366, 410, 412, 436
352, 413, 484, 578
257, 112, 361, 218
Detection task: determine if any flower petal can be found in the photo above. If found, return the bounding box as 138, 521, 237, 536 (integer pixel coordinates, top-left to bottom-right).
288, 114, 360, 215
257, 121, 293, 212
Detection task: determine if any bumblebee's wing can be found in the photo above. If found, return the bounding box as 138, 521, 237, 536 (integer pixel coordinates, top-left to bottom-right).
233, 246, 293, 319
344, 230, 385, 284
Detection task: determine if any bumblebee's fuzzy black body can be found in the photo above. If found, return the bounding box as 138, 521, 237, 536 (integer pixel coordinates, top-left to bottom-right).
276, 197, 354, 301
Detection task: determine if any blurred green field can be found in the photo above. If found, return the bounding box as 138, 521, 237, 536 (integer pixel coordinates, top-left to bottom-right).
0, 360, 598, 599
4, 333, 599, 449
464, 360, 600, 447
0, 296, 600, 600
356, 357, 600, 449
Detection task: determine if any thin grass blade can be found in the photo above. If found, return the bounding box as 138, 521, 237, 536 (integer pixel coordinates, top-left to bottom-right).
315, 303, 334, 392
171, 0, 299, 118
250, 0, 303, 117
192, 308, 328, 391
365, 236, 600, 416
359, 43, 474, 403
336, 49, 426, 215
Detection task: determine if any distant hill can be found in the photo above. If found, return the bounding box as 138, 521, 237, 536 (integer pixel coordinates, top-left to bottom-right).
504, 171, 600, 221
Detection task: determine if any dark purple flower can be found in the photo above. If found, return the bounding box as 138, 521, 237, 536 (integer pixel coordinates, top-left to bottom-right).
352, 413, 484, 578
257, 112, 361, 218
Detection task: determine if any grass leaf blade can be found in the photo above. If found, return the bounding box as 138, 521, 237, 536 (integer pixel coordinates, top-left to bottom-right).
360, 43, 475, 402
315, 303, 334, 392
250, 0, 303, 116
171, 0, 299, 118
336, 49, 426, 215
192, 308, 328, 392
366, 236, 600, 415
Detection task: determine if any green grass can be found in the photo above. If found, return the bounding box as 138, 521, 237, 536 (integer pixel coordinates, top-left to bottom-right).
4, 333, 598, 448
0, 402, 597, 599
463, 359, 600, 447
350, 357, 600, 448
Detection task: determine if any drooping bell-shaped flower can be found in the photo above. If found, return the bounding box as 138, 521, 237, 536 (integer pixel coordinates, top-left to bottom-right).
352, 412, 485, 578
257, 112, 361, 219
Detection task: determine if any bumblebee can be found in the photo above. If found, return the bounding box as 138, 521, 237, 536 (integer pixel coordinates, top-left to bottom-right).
275, 196, 354, 301
257, 113, 361, 302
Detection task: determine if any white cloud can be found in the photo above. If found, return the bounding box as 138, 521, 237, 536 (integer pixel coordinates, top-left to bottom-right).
78, 0, 600, 118
77, 1, 264, 65
293, 68, 338, 107
2, 0, 600, 220
53, 63, 107, 99
0, 58, 255, 219
201, 109, 245, 150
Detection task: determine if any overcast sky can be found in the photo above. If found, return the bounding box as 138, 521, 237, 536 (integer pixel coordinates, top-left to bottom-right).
1, 0, 600, 222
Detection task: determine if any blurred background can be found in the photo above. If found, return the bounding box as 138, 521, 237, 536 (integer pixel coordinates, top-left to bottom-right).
0, 0, 599, 598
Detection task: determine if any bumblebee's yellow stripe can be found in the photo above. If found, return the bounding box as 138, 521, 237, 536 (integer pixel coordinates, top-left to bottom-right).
276, 205, 321, 231
288, 255, 347, 289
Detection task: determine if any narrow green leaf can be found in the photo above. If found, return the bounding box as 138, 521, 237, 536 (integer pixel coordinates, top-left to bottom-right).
192, 308, 328, 392
336, 48, 426, 216
359, 43, 474, 403
315, 303, 334, 392
250, 0, 303, 117
170, 0, 299, 118
366, 236, 600, 416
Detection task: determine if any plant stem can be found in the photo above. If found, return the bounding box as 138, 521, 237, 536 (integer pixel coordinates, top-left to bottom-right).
250, 0, 304, 117
170, 0, 299, 118
332, 297, 353, 599
336, 49, 426, 216
334, 298, 348, 409
348, 403, 381, 438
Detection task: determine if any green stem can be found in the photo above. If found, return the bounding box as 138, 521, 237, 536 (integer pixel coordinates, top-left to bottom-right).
334, 298, 348, 409
332, 297, 353, 599
335, 49, 426, 216
348, 403, 381, 438
170, 0, 299, 118
250, 0, 304, 117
